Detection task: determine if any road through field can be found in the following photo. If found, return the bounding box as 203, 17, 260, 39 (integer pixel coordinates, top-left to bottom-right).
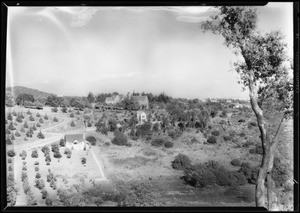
90, 146, 107, 182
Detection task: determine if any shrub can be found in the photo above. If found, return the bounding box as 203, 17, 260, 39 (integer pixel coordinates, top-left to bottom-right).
39, 118, 44, 123
239, 132, 246, 137
238, 119, 245, 123
36, 173, 41, 179
47, 173, 56, 182
50, 179, 57, 189
214, 167, 233, 186
31, 149, 38, 158
6, 128, 11, 134
34, 161, 39, 165
211, 130, 220, 136
151, 138, 166, 147
22, 165, 27, 171
16, 116, 23, 123
26, 110, 31, 115
230, 171, 248, 186
53, 117, 58, 122
81, 157, 87, 165
231, 159, 242, 167
210, 110, 218, 118
59, 138, 66, 147
181, 163, 216, 188
70, 113, 74, 118
45, 197, 52, 206
70, 120, 76, 127
19, 150, 27, 160
7, 149, 16, 157
23, 180, 30, 194
42, 145, 50, 155
35, 166, 39, 172
248, 121, 257, 127
21, 171, 27, 182
223, 135, 232, 141
172, 154, 191, 170
35, 179, 45, 190
23, 161, 26, 165
23, 121, 29, 129
6, 138, 12, 145
32, 124, 37, 131
45, 154, 51, 162
41, 189, 48, 199
271, 157, 290, 187
7, 113, 13, 120
8, 122, 16, 130
112, 130, 130, 146
53, 152, 62, 159
204, 160, 221, 172
51, 107, 58, 113
37, 130, 45, 139
86, 136, 97, 146
249, 145, 263, 155
15, 130, 21, 137
51, 143, 60, 153
76, 110, 80, 115
8, 158, 12, 164
207, 135, 217, 144
36, 112, 40, 117
29, 115, 35, 121
10, 133, 16, 141
24, 137, 28, 141
64, 148, 72, 155
87, 121, 92, 127
238, 163, 259, 184
164, 141, 174, 148
8, 165, 13, 171
220, 110, 227, 118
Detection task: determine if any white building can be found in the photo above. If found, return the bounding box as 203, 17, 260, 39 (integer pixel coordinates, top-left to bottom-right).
64, 134, 87, 151
137, 111, 147, 124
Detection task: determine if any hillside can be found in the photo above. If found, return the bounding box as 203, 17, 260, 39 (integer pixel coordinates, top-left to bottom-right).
6, 86, 54, 100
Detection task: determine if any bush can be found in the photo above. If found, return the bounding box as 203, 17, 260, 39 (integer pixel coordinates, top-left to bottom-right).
36, 112, 40, 117
23, 121, 29, 128
41, 189, 48, 199
7, 113, 13, 120
211, 130, 220, 136
64, 148, 72, 155
16, 116, 23, 123
15, 130, 21, 137
29, 115, 35, 121
53, 152, 62, 159
22, 165, 27, 171
220, 110, 227, 118
207, 135, 217, 144
238, 163, 259, 184
39, 118, 44, 123
51, 143, 60, 153
223, 135, 232, 141
34, 161, 39, 165
70, 113, 74, 118
7, 149, 16, 157
42, 146, 50, 155
44, 114, 49, 120
214, 167, 233, 186
70, 120, 76, 127
231, 159, 241, 167
8, 158, 12, 164
249, 145, 263, 155
6, 138, 12, 145
47, 173, 56, 182
164, 141, 174, 148
19, 150, 27, 160
35, 173, 41, 179
35, 179, 45, 190
172, 154, 191, 170
271, 157, 290, 187
238, 119, 245, 123
239, 132, 246, 137
151, 138, 166, 147
35, 166, 39, 172
112, 130, 130, 146
8, 165, 13, 171
59, 138, 66, 147
8, 122, 16, 130
37, 131, 45, 139
26, 110, 32, 115
81, 157, 86, 165
23, 180, 30, 194
45, 154, 51, 162
51, 107, 58, 113
21, 171, 28, 182
32, 124, 37, 131
181, 163, 216, 188
53, 117, 58, 122
45, 197, 52, 206
86, 136, 97, 146
31, 149, 38, 158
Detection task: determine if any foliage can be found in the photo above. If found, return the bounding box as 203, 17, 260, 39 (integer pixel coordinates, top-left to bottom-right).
59, 138, 66, 147
207, 135, 217, 144
87, 92, 95, 103
7, 149, 16, 157
39, 118, 44, 123
19, 150, 27, 160
81, 157, 87, 165
172, 154, 191, 170
238, 162, 259, 184
86, 136, 97, 146
23, 121, 29, 128
8, 121, 16, 130
70, 120, 76, 127
231, 159, 242, 167
112, 130, 130, 146
136, 122, 152, 138
211, 130, 220, 136
151, 138, 166, 147
164, 141, 174, 148
45, 95, 63, 107
44, 114, 49, 120
16, 93, 34, 105
31, 149, 39, 158
181, 163, 216, 188
37, 130, 45, 139
41, 145, 50, 155
45, 197, 53, 206
35, 173, 41, 179
35, 178, 45, 190
249, 145, 263, 155
53, 117, 58, 122
52, 107, 58, 113
271, 157, 290, 187
70, 113, 74, 118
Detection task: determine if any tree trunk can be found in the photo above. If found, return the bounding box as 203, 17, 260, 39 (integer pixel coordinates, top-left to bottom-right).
248, 82, 270, 209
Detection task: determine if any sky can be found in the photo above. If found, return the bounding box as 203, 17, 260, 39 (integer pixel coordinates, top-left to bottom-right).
6, 3, 293, 99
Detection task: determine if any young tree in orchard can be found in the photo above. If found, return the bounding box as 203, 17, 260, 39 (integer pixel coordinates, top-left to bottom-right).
201, 6, 293, 209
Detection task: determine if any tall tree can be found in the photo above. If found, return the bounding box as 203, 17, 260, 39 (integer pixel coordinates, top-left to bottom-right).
201, 6, 293, 209
87, 92, 95, 103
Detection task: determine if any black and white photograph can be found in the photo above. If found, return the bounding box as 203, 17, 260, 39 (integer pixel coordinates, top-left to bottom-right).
3, 2, 295, 210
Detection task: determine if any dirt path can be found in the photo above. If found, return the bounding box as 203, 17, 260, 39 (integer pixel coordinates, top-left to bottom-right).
90, 146, 107, 182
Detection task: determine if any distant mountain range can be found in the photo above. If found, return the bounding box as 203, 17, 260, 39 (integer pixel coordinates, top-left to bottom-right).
6, 86, 54, 100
